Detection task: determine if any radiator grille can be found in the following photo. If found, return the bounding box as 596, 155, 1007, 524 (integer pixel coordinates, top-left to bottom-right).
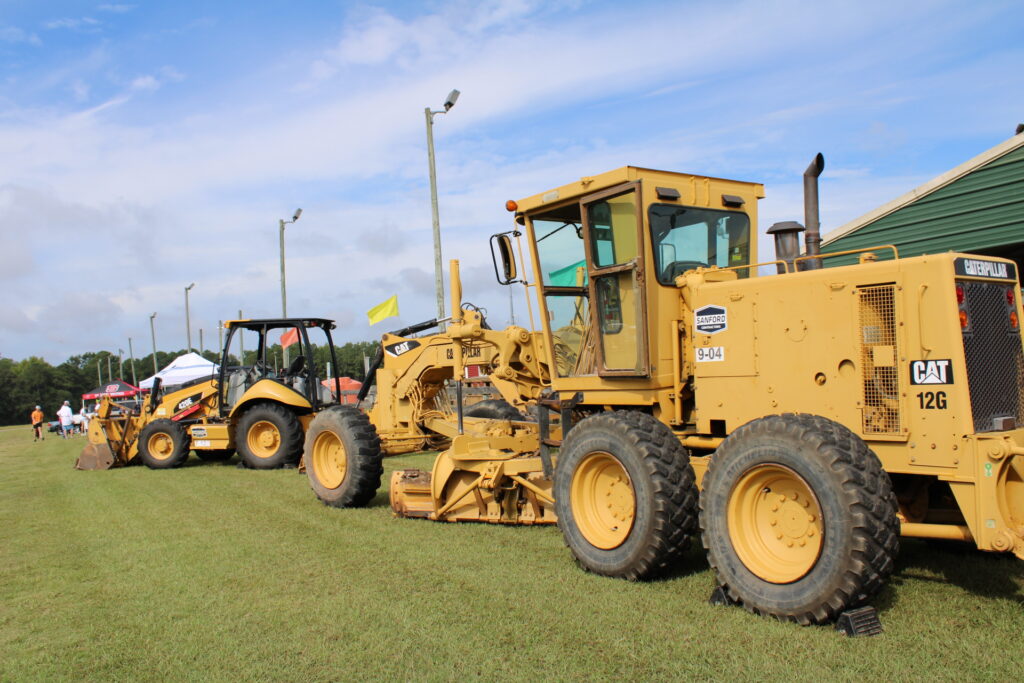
858, 285, 902, 434
960, 280, 1024, 432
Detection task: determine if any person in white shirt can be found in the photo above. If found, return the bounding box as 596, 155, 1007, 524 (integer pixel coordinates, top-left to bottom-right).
56, 401, 74, 439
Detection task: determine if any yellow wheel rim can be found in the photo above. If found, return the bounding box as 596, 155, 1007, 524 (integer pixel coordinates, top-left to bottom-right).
570, 451, 636, 549
727, 464, 824, 584
312, 430, 347, 490
247, 420, 281, 459
148, 432, 175, 460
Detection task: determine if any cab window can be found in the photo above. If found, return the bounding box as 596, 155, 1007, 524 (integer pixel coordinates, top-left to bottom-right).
649, 205, 750, 284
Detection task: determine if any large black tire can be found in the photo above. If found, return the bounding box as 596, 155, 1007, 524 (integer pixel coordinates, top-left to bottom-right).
196, 449, 234, 462
700, 413, 900, 625
463, 399, 524, 421
554, 411, 698, 580
137, 419, 191, 469
236, 403, 304, 469
305, 407, 383, 507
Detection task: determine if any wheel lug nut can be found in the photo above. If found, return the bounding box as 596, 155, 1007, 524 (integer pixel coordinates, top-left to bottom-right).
803, 500, 810, 508
770, 520, 777, 526
799, 539, 806, 547
786, 540, 794, 548
807, 528, 815, 537
771, 504, 779, 512
778, 494, 786, 503
776, 533, 783, 540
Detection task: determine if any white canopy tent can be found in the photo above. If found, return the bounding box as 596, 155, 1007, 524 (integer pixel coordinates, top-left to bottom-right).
139, 352, 219, 390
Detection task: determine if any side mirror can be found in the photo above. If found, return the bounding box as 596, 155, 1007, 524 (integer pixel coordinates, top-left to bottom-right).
490, 232, 519, 285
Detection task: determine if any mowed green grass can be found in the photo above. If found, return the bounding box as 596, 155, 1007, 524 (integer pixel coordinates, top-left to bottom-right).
1, 425, 1023, 681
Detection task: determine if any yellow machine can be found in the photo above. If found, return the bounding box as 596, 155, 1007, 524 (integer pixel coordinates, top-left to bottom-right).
78, 318, 353, 471
304, 283, 552, 511
328, 157, 1023, 626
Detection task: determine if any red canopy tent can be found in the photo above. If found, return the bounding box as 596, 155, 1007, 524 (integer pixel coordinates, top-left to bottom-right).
82, 379, 140, 400
321, 377, 362, 405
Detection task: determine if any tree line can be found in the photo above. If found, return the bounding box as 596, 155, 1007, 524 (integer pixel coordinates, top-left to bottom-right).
0, 340, 379, 427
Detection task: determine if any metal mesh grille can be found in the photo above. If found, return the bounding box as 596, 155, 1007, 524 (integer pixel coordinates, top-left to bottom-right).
960, 280, 1024, 432
858, 285, 902, 434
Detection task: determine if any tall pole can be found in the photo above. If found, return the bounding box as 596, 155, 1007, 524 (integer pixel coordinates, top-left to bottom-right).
149, 312, 158, 374
425, 107, 445, 324
128, 337, 138, 387
107, 355, 112, 382
424, 89, 459, 328
278, 209, 301, 366
117, 349, 124, 379
97, 360, 102, 386
238, 309, 244, 363
218, 321, 223, 355
184, 282, 195, 352
199, 328, 204, 356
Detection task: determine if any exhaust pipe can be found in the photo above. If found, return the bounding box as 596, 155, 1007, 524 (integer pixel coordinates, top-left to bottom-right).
802, 153, 825, 271
767, 221, 805, 274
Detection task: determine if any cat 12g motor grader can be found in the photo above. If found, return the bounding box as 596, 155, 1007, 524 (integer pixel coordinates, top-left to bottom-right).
78, 318, 347, 471
316, 155, 1024, 626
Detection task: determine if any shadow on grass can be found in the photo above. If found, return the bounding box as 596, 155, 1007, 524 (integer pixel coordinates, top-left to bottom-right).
888, 538, 1024, 606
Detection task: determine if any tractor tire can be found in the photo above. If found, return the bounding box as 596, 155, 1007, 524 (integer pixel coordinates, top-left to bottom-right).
700, 413, 900, 625
236, 403, 304, 469
137, 419, 191, 469
464, 399, 524, 421
305, 407, 383, 507
554, 411, 698, 580
196, 449, 234, 462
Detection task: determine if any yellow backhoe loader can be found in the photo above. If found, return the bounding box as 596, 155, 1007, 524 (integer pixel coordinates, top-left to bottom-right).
78, 318, 370, 482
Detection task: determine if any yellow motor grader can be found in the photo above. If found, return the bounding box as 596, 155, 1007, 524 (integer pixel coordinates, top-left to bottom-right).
78, 318, 357, 473
311, 158, 1024, 626
303, 271, 553, 512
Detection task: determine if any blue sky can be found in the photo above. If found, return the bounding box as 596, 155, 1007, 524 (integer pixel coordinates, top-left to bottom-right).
2, 0, 1023, 364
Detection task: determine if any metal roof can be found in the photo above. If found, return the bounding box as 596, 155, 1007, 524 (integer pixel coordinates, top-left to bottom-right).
822, 133, 1024, 257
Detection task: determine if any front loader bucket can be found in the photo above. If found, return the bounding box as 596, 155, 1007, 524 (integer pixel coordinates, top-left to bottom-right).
75, 442, 116, 470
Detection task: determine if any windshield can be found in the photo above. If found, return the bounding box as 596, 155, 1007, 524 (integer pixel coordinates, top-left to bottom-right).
533, 213, 587, 288
649, 205, 750, 284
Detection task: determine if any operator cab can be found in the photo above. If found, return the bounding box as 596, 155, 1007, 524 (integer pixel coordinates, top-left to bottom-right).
492, 166, 762, 384
218, 318, 341, 415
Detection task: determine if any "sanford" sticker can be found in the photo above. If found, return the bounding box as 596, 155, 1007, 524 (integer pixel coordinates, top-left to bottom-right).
694, 305, 727, 335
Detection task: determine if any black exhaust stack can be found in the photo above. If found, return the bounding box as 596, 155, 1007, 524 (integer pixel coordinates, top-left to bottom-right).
802, 153, 825, 270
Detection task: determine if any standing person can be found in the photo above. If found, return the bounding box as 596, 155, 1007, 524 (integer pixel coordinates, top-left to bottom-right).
31, 405, 45, 442
79, 405, 90, 435
56, 401, 74, 439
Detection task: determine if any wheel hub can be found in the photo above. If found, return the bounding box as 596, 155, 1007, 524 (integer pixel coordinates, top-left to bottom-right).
312, 431, 346, 489
571, 451, 636, 550
727, 464, 824, 583
149, 434, 173, 459
248, 421, 281, 458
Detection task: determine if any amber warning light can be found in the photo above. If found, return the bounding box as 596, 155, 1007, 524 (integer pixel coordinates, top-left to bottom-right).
505, 200, 518, 212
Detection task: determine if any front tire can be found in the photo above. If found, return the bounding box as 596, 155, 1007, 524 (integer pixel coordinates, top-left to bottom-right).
305, 407, 383, 507
137, 419, 190, 469
236, 403, 303, 469
554, 411, 698, 580
700, 413, 899, 625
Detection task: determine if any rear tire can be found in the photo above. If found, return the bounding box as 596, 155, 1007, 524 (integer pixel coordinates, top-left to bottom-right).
196, 449, 233, 462
463, 399, 524, 421
137, 419, 190, 469
305, 407, 383, 507
236, 403, 303, 469
700, 413, 899, 625
554, 411, 698, 580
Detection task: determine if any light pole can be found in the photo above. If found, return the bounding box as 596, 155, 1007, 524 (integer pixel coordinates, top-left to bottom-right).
128, 337, 138, 387
279, 208, 302, 365
425, 88, 460, 325
149, 312, 159, 375
184, 282, 195, 352
117, 349, 124, 379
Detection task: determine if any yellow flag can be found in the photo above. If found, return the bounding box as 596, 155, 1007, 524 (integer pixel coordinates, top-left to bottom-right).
367, 294, 399, 325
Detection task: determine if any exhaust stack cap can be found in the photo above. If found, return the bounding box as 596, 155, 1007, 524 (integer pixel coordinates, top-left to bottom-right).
768, 221, 805, 274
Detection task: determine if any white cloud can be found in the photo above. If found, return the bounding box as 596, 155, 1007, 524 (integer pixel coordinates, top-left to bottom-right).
0, 25, 42, 45
44, 17, 101, 31
97, 4, 137, 13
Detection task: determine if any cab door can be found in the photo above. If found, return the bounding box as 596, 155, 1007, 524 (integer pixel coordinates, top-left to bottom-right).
581, 183, 649, 377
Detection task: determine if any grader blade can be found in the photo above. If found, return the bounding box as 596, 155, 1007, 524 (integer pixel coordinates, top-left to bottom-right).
75, 442, 116, 470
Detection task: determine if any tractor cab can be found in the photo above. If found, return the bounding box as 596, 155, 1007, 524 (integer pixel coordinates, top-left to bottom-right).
219, 318, 342, 416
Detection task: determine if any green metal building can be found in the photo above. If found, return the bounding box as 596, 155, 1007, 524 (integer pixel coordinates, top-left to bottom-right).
822, 132, 1024, 273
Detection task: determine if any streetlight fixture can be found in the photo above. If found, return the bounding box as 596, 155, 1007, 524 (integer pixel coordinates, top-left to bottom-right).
279, 208, 302, 365
149, 312, 159, 374
425, 88, 460, 325
184, 282, 195, 352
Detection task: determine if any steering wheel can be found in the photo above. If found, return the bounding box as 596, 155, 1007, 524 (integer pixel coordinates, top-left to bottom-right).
286, 355, 305, 376
247, 360, 269, 383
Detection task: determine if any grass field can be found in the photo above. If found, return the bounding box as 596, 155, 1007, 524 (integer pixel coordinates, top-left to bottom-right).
1, 425, 1022, 681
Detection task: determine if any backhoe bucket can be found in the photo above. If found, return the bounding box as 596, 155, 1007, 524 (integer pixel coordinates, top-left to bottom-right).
76, 442, 116, 470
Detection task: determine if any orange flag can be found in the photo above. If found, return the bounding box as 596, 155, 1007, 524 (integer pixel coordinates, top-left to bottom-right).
280, 327, 300, 348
